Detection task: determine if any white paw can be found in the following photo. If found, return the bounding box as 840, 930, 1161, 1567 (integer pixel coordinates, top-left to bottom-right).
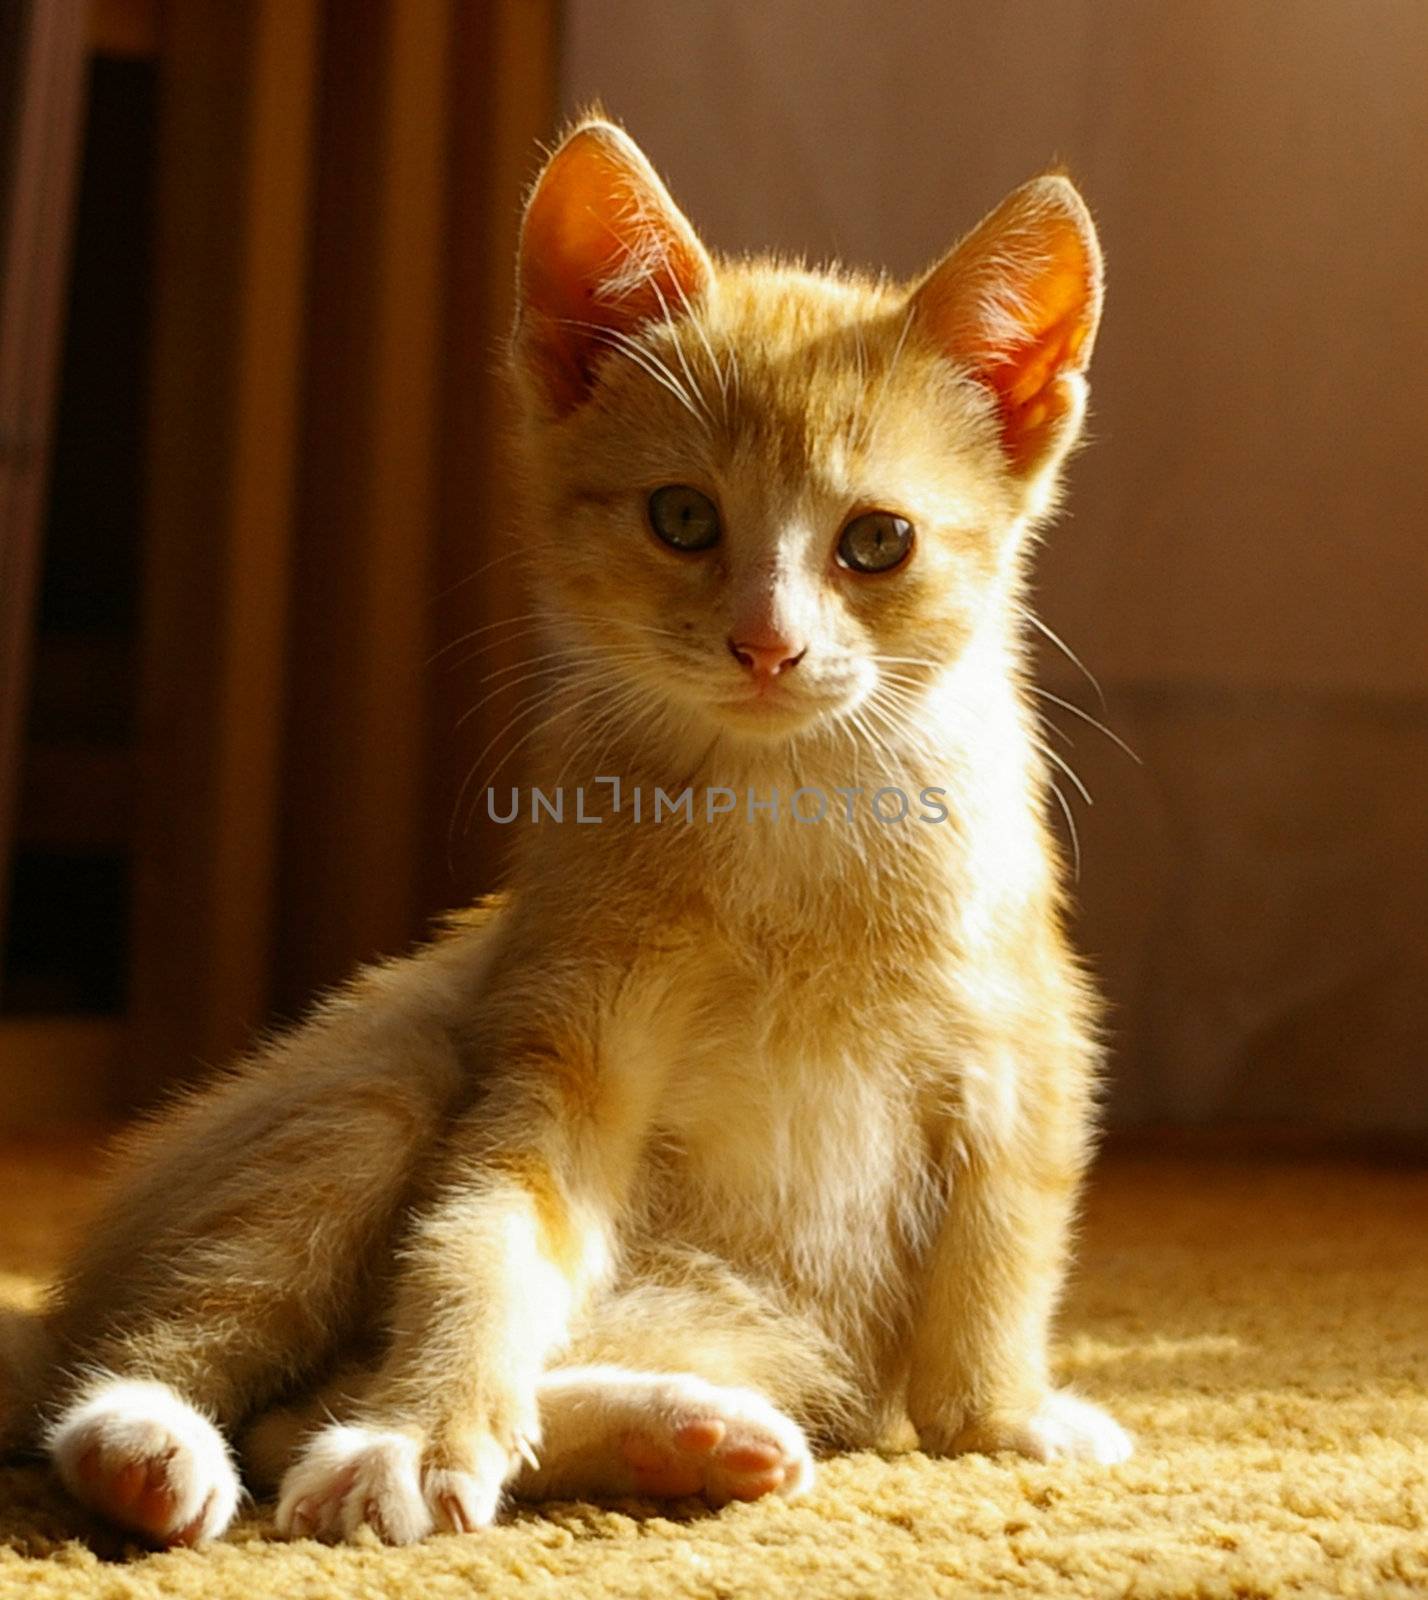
275, 1423, 509, 1543
1021, 1391, 1133, 1464
423, 1448, 506, 1534
539, 1366, 815, 1504
48, 1377, 241, 1544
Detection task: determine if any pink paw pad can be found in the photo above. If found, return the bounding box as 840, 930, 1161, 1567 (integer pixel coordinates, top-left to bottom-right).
50, 1381, 240, 1545
619, 1405, 806, 1505
79, 1445, 212, 1543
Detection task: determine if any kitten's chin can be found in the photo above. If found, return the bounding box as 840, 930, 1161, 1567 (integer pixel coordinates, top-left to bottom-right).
713, 708, 815, 740
705, 691, 850, 741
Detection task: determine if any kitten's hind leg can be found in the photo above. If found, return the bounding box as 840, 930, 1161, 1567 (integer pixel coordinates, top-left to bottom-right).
518, 1256, 853, 1509
521, 1366, 814, 1506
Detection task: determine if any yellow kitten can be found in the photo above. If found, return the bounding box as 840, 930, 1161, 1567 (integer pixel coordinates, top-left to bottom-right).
3, 117, 1129, 1547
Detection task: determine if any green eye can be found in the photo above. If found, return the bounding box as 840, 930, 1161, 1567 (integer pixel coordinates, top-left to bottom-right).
648, 485, 721, 552
837, 511, 914, 574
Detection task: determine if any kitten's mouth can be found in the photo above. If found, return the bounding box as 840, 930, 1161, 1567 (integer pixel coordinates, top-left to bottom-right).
709, 682, 856, 737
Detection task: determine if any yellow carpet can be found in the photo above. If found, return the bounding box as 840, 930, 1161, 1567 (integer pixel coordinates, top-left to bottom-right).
1, 1135, 1425, 1598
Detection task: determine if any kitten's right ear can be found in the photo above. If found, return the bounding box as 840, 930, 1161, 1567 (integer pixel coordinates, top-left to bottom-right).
514, 120, 713, 416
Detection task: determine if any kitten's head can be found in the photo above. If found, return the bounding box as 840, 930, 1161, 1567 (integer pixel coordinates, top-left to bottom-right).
510, 119, 1102, 747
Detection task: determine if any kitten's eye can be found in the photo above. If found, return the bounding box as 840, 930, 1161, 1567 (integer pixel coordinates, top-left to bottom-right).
837, 511, 913, 574
648, 485, 721, 552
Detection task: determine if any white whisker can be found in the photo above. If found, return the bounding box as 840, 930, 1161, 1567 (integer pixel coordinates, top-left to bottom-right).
1031, 687, 1141, 765
1046, 778, 1082, 880
649, 278, 717, 430
1019, 606, 1106, 711
427, 547, 525, 610
465, 673, 639, 833
667, 268, 729, 418
558, 316, 709, 430
427, 612, 560, 668
1036, 740, 1093, 808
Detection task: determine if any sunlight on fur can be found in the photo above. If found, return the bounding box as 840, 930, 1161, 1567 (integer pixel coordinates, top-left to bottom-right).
0, 115, 1129, 1547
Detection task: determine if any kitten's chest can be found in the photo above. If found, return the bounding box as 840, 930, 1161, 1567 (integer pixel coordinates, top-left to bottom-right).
641, 957, 944, 1299
660, 1021, 901, 1195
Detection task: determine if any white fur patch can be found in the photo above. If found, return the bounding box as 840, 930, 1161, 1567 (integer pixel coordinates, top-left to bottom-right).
1022, 1391, 1133, 1464
48, 1377, 241, 1543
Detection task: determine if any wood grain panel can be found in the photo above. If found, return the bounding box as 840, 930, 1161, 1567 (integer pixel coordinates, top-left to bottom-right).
127, 0, 320, 1098
430, 0, 559, 913
0, 0, 89, 978
276, 0, 452, 1012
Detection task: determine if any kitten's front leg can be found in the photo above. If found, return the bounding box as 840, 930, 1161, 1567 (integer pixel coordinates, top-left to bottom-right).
277, 1085, 628, 1542
906, 1101, 1132, 1466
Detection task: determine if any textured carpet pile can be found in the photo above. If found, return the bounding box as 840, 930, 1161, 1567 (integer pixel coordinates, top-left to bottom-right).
1, 1135, 1424, 1598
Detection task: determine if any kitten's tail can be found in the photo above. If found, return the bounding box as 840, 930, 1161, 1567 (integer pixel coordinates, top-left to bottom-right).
0, 1305, 50, 1453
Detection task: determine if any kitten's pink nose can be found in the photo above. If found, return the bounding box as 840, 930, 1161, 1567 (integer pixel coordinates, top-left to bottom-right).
727, 632, 807, 679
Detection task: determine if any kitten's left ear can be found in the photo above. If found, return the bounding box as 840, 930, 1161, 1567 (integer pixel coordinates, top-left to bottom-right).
514, 120, 714, 416
912, 174, 1103, 487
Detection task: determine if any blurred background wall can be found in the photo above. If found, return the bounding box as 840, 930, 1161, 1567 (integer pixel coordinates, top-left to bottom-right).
2, 0, 1424, 1138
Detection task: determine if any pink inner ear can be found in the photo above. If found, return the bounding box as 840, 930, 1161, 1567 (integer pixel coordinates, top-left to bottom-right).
517, 126, 711, 414
984, 244, 1097, 465
913, 177, 1102, 470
